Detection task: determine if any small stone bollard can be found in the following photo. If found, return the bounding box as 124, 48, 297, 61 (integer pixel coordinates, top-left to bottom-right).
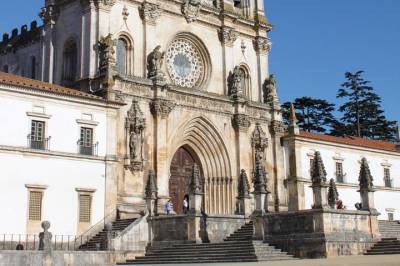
104, 223, 113, 251
38, 221, 52, 252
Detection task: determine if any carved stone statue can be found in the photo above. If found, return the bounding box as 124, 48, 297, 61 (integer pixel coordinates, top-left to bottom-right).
147, 45, 165, 79
228, 66, 244, 99
181, 0, 201, 23
264, 74, 279, 105
126, 101, 146, 171
38, 221, 52, 252
130, 125, 143, 161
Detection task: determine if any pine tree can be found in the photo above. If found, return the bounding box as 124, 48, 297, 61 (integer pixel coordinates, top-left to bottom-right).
335, 71, 397, 141
282, 97, 337, 133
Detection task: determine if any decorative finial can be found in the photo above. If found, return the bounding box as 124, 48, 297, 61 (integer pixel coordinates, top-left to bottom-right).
328, 178, 339, 209
359, 158, 374, 191
189, 163, 203, 194
311, 151, 327, 185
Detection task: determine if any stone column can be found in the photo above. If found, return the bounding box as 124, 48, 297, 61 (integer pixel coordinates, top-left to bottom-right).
39, 2, 59, 83
358, 158, 377, 212
145, 170, 158, 216
310, 151, 329, 209
187, 164, 204, 243
251, 157, 269, 240
150, 83, 175, 214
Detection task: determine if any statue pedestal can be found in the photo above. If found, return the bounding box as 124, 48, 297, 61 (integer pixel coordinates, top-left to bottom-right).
187, 215, 202, 243
311, 183, 329, 209
359, 189, 377, 212
236, 196, 251, 217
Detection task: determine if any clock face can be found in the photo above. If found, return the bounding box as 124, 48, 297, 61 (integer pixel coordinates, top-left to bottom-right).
166, 38, 204, 88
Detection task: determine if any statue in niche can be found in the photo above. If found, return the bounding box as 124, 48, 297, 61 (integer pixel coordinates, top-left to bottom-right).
228, 66, 244, 99
147, 45, 165, 79
126, 100, 146, 171
130, 124, 143, 161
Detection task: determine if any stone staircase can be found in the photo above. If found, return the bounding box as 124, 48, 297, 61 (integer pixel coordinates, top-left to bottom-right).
364, 220, 400, 255
119, 222, 295, 264
79, 218, 136, 251
378, 220, 400, 239
365, 238, 400, 255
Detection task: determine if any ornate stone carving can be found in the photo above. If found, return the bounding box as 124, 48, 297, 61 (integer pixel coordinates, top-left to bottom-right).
232, 114, 251, 132
139, 2, 161, 25
251, 123, 268, 161
126, 100, 146, 171
145, 170, 158, 199
166, 38, 205, 88
311, 151, 327, 186
150, 98, 175, 119
147, 46, 166, 84
98, 34, 116, 76
228, 66, 245, 100
359, 158, 374, 191
122, 5, 129, 21
252, 156, 268, 194
80, 0, 116, 9
189, 163, 203, 194
181, 0, 201, 23
218, 27, 238, 46
238, 169, 250, 198
39, 4, 59, 25
270, 120, 286, 136
253, 36, 272, 54
38, 221, 52, 251
263, 74, 279, 105
328, 178, 339, 209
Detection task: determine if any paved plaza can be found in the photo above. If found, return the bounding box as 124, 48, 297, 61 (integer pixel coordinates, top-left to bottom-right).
126, 255, 400, 266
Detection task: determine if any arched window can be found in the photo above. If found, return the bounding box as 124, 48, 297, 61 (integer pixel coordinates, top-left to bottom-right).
116, 36, 133, 76
116, 38, 128, 75
238, 65, 251, 98
62, 39, 78, 85
31, 57, 36, 79
3, 65, 9, 73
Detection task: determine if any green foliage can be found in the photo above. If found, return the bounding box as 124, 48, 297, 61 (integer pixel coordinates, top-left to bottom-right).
282, 97, 337, 133
334, 71, 397, 141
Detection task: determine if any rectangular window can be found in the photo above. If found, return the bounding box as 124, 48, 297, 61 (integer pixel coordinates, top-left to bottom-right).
28, 191, 43, 221
388, 213, 394, 221
336, 162, 344, 183
30, 120, 45, 149
79, 194, 92, 223
79, 127, 93, 155
384, 168, 392, 188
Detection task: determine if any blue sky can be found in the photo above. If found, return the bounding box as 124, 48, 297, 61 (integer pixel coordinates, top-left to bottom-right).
1, 1, 399, 120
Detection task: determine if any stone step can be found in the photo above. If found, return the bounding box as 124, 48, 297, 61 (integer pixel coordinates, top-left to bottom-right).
148, 245, 259, 253
365, 250, 400, 255
147, 248, 284, 256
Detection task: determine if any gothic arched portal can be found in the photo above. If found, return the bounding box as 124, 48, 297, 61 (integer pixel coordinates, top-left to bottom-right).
169, 146, 201, 214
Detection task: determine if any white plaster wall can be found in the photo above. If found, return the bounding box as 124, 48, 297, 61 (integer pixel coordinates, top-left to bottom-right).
0, 90, 108, 156
0, 152, 105, 235
299, 141, 400, 220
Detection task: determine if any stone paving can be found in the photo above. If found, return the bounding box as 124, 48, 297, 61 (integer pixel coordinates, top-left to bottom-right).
124, 255, 400, 266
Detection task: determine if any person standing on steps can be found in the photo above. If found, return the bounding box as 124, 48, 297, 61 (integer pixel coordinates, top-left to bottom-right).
165, 199, 173, 215
183, 195, 189, 214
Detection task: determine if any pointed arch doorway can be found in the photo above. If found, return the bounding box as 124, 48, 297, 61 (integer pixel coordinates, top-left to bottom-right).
169, 146, 200, 214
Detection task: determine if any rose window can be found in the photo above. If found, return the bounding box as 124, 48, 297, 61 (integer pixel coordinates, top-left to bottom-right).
166, 38, 205, 88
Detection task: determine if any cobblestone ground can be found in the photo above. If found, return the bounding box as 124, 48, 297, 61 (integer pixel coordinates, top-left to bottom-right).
126, 255, 400, 266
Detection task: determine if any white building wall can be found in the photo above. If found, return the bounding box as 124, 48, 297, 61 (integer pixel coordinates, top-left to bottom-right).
298, 140, 400, 220
0, 83, 117, 236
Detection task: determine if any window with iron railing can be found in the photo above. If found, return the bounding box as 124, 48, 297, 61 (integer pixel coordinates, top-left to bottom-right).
28, 120, 50, 150
335, 162, 344, 183
384, 168, 392, 188
78, 127, 98, 156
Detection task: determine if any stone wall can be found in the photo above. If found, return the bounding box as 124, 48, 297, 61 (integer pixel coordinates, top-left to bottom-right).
149, 215, 247, 246
264, 209, 380, 258
0, 251, 126, 266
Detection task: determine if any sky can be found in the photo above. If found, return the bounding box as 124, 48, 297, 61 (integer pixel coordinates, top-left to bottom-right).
0, 1, 399, 121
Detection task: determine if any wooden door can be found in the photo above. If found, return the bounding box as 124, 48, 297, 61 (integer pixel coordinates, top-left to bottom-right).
169, 147, 194, 214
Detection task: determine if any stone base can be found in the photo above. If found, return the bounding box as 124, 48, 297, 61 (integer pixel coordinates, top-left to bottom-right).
264, 209, 380, 258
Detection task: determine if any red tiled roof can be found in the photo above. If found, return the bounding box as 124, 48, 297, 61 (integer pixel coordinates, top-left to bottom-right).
298, 131, 399, 153
0, 71, 104, 101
